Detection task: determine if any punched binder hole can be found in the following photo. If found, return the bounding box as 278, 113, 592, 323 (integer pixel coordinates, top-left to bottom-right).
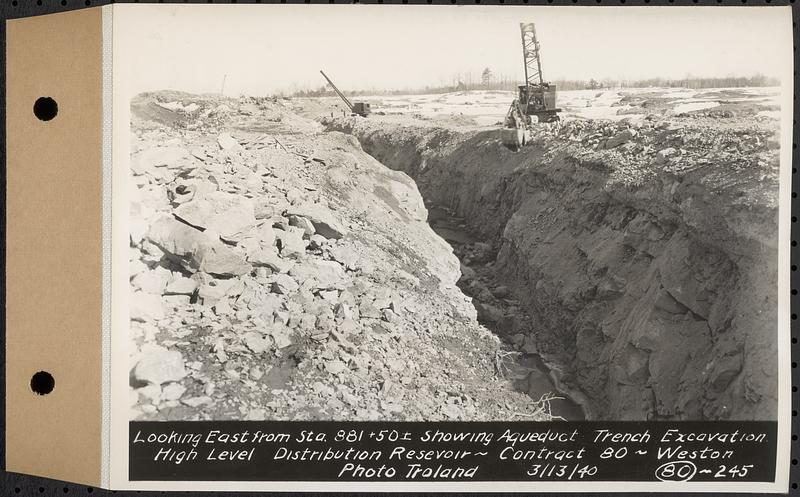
33, 97, 58, 121
30, 371, 54, 395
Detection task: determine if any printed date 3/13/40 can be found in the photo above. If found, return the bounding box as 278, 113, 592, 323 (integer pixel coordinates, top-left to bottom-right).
526, 463, 598, 480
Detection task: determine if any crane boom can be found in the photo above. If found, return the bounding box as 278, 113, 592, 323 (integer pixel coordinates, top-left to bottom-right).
520, 23, 544, 87
320, 70, 355, 112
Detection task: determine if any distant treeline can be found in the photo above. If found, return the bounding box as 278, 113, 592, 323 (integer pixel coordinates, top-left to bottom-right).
554, 74, 780, 91
289, 73, 779, 97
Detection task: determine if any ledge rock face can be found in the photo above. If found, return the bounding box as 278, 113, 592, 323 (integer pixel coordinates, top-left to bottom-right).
333, 115, 779, 421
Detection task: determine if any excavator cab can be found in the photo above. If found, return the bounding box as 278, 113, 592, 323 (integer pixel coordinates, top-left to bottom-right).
352, 102, 371, 117
519, 84, 560, 123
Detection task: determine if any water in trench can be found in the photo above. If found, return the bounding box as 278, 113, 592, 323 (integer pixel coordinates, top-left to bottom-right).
427, 204, 587, 421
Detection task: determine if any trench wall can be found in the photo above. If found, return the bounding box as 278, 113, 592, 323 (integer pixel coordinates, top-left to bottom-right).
327, 118, 779, 421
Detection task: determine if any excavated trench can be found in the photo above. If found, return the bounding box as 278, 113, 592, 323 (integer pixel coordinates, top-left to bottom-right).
325, 117, 780, 422
330, 121, 596, 420
427, 205, 588, 420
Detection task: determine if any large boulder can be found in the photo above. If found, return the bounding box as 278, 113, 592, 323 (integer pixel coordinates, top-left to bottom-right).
248, 246, 293, 273
604, 128, 637, 149
271, 274, 299, 295
289, 260, 346, 290
198, 244, 253, 278
275, 226, 308, 258
133, 345, 187, 385
217, 132, 240, 150
285, 203, 348, 239
173, 191, 256, 238
146, 216, 251, 277
329, 244, 360, 271
131, 146, 191, 175
131, 291, 165, 322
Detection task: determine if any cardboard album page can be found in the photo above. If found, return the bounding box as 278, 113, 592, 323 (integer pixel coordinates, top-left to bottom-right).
6, 7, 105, 486
7, 4, 795, 491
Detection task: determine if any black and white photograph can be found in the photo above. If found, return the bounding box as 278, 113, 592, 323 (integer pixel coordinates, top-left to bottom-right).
124, 5, 791, 429
3, 2, 794, 492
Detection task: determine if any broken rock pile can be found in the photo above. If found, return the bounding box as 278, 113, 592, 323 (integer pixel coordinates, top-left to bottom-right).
128, 92, 552, 422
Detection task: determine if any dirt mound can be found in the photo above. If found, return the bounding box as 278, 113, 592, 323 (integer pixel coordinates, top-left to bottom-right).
327, 111, 780, 421
128, 92, 558, 422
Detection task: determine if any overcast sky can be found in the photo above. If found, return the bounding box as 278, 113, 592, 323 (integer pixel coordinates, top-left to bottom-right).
114, 4, 793, 96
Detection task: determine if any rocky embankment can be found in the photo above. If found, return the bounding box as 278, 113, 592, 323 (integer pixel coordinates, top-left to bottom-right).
327, 112, 781, 421
128, 92, 556, 421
